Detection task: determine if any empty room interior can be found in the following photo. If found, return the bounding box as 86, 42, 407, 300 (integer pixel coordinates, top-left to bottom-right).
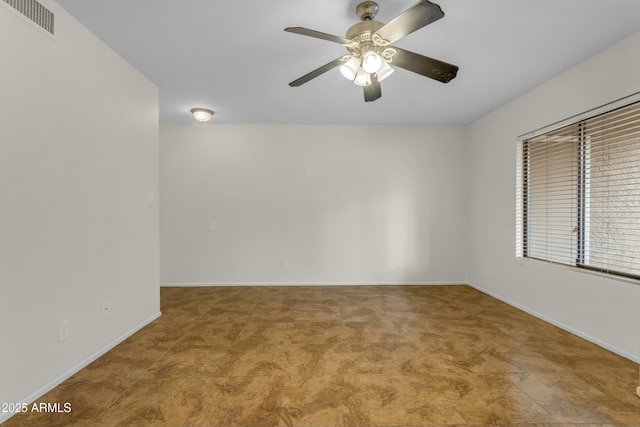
3, 0, 640, 426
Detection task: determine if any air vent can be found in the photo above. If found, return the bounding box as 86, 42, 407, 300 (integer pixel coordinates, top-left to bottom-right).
3, 0, 54, 34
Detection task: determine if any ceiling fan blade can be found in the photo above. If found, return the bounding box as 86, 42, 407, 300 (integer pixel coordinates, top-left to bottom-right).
289, 56, 350, 87
284, 27, 355, 46
391, 47, 458, 83
364, 74, 382, 102
375, 1, 444, 45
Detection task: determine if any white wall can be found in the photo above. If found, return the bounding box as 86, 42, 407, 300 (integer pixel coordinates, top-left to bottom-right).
467, 31, 640, 360
160, 124, 467, 285
2, 6, 634, 421
0, 0, 160, 416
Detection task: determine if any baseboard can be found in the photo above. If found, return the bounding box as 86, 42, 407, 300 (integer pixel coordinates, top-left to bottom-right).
0, 312, 162, 425
466, 281, 640, 364
161, 281, 467, 287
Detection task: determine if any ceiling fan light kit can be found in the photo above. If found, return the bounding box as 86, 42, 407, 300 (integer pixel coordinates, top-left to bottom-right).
376, 60, 394, 82
362, 49, 383, 74
354, 67, 372, 86
339, 56, 361, 80
285, 0, 458, 102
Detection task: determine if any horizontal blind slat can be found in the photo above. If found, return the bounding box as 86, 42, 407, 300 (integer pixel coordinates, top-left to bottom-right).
521, 99, 640, 279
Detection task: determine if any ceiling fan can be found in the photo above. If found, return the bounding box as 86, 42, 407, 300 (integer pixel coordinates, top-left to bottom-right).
285, 0, 459, 102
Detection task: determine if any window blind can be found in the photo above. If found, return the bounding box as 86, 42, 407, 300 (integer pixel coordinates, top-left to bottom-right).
518, 100, 640, 280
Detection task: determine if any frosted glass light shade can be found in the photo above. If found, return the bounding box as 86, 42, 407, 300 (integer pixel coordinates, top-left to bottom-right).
362, 51, 382, 74
191, 108, 214, 122
354, 67, 371, 87
376, 61, 394, 82
339, 57, 360, 81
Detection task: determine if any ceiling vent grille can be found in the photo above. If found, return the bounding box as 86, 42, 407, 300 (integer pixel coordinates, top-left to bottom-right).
3, 0, 54, 34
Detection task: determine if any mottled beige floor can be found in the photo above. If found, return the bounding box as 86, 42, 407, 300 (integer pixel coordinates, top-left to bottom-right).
4, 285, 640, 426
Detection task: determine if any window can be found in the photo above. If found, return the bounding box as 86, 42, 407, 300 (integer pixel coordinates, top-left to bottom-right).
517, 98, 640, 279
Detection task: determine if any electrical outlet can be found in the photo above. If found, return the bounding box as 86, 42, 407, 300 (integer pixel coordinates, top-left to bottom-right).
281, 259, 289, 270
58, 320, 69, 342
102, 299, 110, 318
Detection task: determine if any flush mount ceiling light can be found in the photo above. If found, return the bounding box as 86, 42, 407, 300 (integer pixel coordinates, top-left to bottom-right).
285, 0, 459, 102
190, 108, 214, 123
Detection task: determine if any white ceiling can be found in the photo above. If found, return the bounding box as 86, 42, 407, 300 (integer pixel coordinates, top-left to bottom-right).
56, 0, 640, 125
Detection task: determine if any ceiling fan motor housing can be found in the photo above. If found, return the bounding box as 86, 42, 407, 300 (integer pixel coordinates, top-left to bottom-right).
346, 20, 384, 42
346, 20, 392, 63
